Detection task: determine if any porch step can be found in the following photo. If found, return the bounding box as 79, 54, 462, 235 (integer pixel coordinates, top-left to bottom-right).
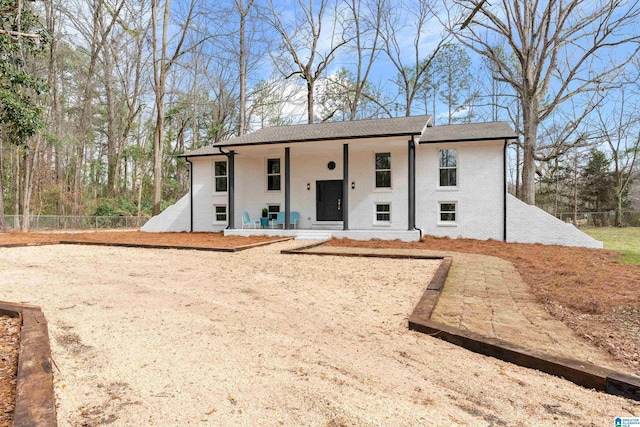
295, 230, 333, 240
311, 223, 343, 230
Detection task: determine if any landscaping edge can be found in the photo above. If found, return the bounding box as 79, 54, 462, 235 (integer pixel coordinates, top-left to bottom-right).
0, 237, 294, 253
284, 243, 640, 402
0, 301, 57, 427
58, 236, 294, 252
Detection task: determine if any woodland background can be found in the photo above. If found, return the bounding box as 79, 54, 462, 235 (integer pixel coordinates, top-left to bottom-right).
1, 0, 639, 231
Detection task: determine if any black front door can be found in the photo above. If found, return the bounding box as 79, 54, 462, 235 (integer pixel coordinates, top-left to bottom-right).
316, 180, 343, 221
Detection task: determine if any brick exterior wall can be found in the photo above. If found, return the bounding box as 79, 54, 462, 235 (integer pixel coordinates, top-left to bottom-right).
506, 194, 603, 248
142, 137, 604, 249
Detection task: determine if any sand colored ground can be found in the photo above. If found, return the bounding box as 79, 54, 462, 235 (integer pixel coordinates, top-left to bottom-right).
0, 230, 280, 248
0, 241, 638, 426
303, 245, 629, 373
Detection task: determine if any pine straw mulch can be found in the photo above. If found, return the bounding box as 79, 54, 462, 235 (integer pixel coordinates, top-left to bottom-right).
0, 231, 283, 248
325, 236, 640, 376
0, 315, 20, 427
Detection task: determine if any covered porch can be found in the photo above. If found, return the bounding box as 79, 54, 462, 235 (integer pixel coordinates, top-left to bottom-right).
217, 134, 418, 233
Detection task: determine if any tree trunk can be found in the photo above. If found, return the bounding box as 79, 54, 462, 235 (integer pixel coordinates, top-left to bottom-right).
21, 137, 42, 232
137, 167, 144, 216
521, 102, 538, 205
152, 105, 164, 215
105, 47, 119, 196
0, 143, 5, 231
573, 156, 578, 226
307, 79, 314, 124
514, 143, 520, 198
14, 148, 20, 229
238, 0, 247, 135
151, 0, 195, 215
21, 150, 31, 232
615, 188, 623, 227
432, 92, 436, 125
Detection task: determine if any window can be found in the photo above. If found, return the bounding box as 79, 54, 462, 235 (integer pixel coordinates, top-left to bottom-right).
375, 152, 391, 188
214, 205, 227, 222
376, 203, 391, 222
439, 202, 457, 223
267, 204, 280, 220
267, 158, 281, 191
214, 161, 227, 192
439, 149, 457, 187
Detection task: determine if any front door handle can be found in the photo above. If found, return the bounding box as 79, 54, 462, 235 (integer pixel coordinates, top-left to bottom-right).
337, 198, 341, 210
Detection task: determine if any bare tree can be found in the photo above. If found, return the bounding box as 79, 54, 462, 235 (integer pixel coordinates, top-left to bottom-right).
433, 43, 471, 124
248, 78, 299, 128
151, 0, 197, 215
236, 0, 254, 135
103, 1, 148, 197
381, 0, 449, 116
449, 0, 640, 204
61, 0, 126, 216
209, 0, 266, 135
264, 0, 351, 124
343, 0, 383, 120
595, 89, 640, 226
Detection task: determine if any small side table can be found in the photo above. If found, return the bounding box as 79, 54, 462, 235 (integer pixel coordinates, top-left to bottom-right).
260, 217, 269, 228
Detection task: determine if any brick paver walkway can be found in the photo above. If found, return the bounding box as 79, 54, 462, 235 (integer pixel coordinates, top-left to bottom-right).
303, 245, 626, 372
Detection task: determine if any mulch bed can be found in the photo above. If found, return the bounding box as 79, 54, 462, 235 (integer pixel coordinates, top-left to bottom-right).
325, 236, 640, 375
0, 231, 281, 248
0, 315, 20, 427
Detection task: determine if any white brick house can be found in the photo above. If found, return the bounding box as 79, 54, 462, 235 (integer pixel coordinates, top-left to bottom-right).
143, 115, 602, 248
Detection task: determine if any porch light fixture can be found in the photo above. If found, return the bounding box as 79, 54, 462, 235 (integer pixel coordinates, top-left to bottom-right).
351, 181, 355, 189
307, 183, 311, 190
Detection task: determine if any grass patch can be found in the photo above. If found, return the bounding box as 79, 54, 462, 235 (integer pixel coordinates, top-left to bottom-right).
582, 227, 640, 265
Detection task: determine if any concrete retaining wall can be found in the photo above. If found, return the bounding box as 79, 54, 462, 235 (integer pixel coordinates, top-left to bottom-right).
141, 193, 190, 232
507, 194, 602, 248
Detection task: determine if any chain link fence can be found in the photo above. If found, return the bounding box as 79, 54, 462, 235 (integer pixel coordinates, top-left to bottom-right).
1, 215, 149, 231
558, 211, 640, 227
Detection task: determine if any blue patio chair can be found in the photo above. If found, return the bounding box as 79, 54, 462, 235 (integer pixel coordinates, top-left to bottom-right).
273, 211, 299, 229
290, 211, 300, 229
273, 212, 285, 228
241, 211, 260, 229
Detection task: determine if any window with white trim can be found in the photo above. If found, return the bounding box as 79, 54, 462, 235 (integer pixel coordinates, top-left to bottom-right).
375, 152, 391, 188
267, 158, 281, 191
375, 203, 391, 222
214, 161, 227, 192
439, 202, 457, 223
214, 205, 227, 222
439, 149, 457, 187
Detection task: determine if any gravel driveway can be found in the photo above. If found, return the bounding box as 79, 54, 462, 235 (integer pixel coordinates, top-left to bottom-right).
0, 241, 637, 426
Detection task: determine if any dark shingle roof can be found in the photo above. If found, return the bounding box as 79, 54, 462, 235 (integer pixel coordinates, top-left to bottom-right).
419, 121, 516, 144
182, 117, 516, 157
183, 115, 431, 156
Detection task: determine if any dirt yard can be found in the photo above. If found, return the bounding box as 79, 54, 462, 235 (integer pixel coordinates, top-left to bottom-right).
327, 236, 640, 376
0, 238, 639, 425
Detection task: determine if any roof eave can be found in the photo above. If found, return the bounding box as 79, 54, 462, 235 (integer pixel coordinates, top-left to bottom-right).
178, 152, 228, 158
215, 130, 424, 148
418, 135, 517, 144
